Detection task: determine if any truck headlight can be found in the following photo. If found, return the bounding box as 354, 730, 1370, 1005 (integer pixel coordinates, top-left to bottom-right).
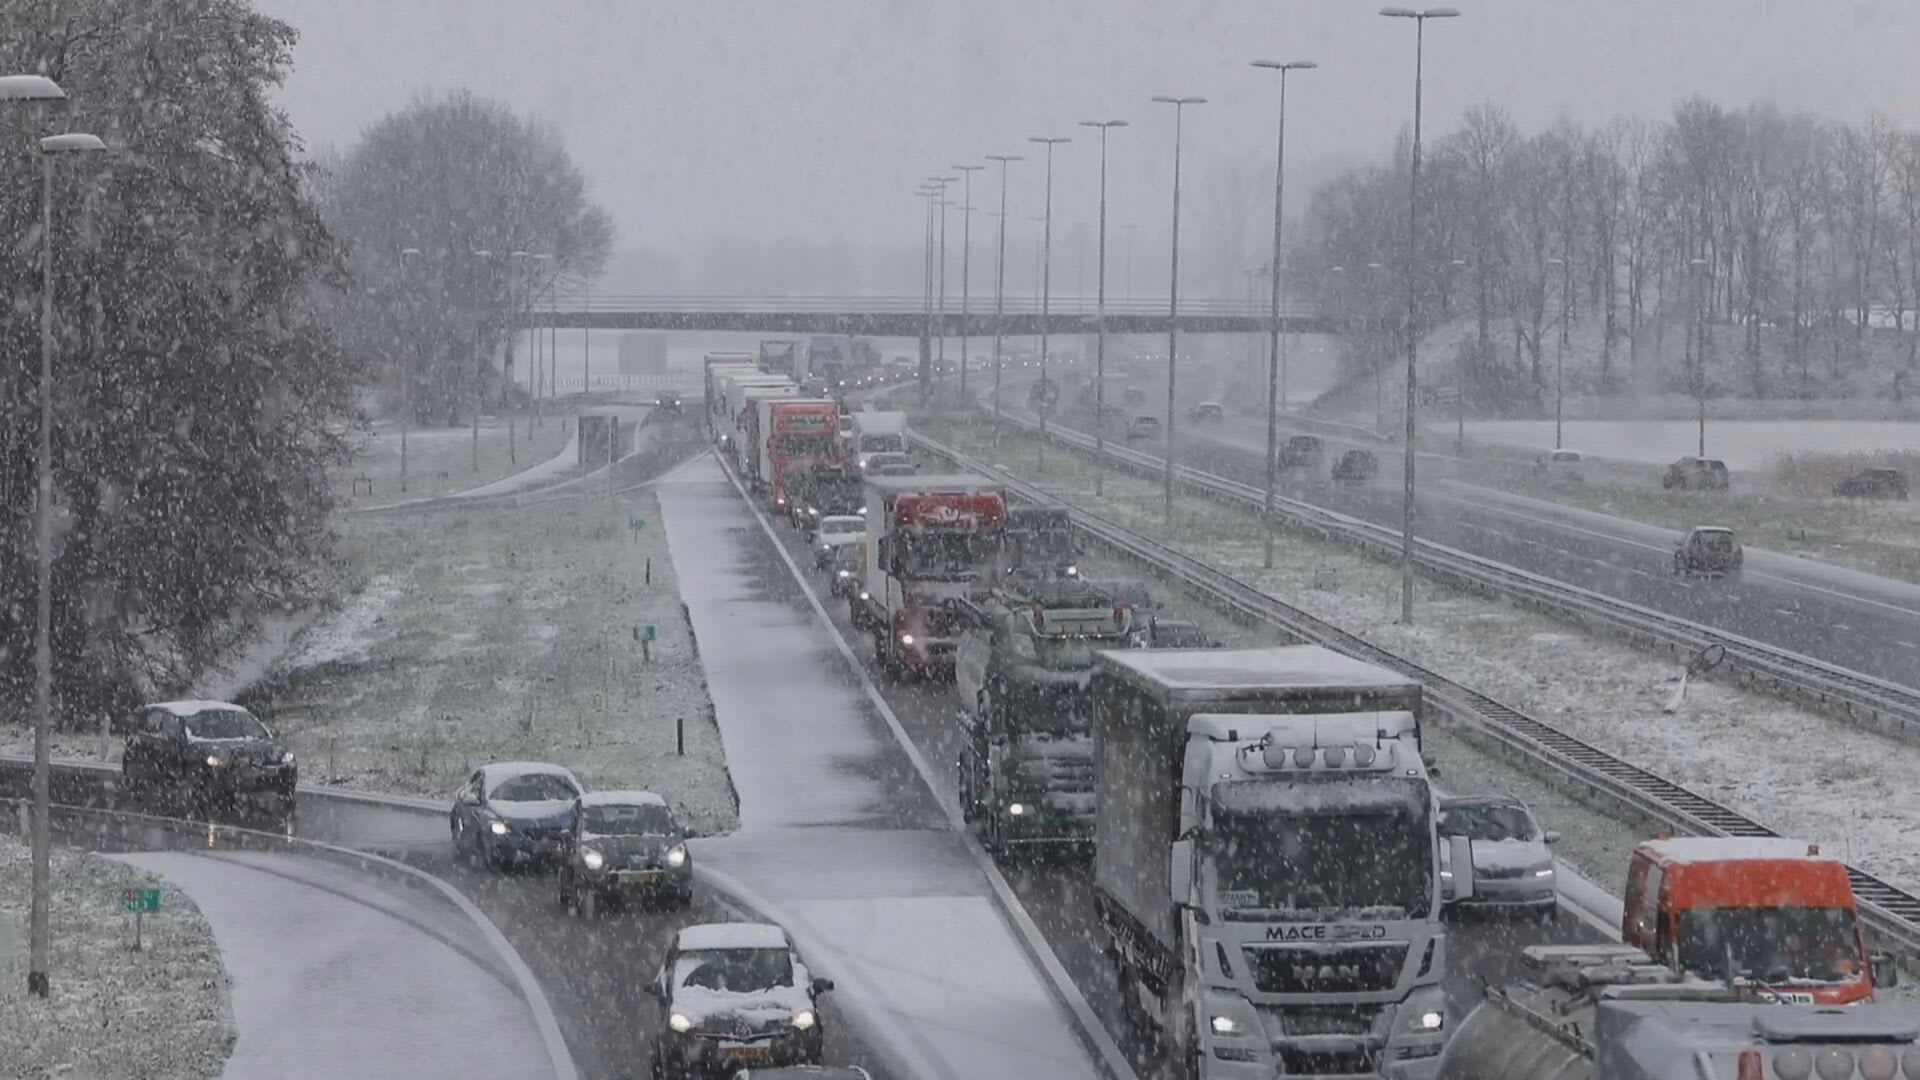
489, 819, 510, 836
1209, 1015, 1242, 1036
899, 633, 915, 646
1007, 802, 1027, 816
280, 751, 296, 766
1410, 1010, 1444, 1032
205, 754, 227, 768
790, 1009, 817, 1030
666, 843, 688, 868
668, 1013, 693, 1033
581, 847, 605, 870
837, 570, 851, 579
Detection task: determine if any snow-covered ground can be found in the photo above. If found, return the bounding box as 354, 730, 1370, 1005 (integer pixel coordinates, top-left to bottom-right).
925, 418, 1920, 897
255, 489, 736, 835
339, 415, 574, 508
115, 851, 551, 1080
1462, 418, 1920, 472
0, 834, 232, 1079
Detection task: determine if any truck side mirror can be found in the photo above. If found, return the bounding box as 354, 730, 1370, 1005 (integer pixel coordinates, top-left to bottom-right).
1446, 834, 1476, 901
1873, 954, 1900, 989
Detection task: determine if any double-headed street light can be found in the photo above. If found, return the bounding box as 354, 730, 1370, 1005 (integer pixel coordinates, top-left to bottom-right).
1152, 95, 1206, 523
952, 164, 983, 403
931, 176, 957, 387
1078, 120, 1127, 497
985, 155, 1023, 438
1027, 136, 1070, 472
1381, 5, 1461, 624
1251, 58, 1317, 569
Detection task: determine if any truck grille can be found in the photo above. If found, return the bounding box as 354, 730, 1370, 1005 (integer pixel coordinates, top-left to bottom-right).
1277, 1005, 1382, 1037
1278, 1046, 1376, 1075
1243, 944, 1408, 994
1476, 863, 1539, 880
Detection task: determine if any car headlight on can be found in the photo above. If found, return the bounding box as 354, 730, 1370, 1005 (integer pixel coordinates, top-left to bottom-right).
1209, 1015, 1243, 1036
666, 843, 689, 868
899, 633, 915, 646
836, 570, 851, 579
1007, 802, 1027, 817
858, 591, 870, 601
668, 1013, 693, 1033
790, 1009, 817, 1031
489, 819, 510, 836
1066, 565, 1078, 577
1410, 1010, 1444, 1032
280, 751, 296, 766
581, 847, 605, 871
205, 754, 227, 768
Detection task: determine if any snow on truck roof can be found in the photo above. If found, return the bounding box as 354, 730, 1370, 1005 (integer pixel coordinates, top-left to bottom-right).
147, 700, 251, 716
1095, 645, 1413, 694
676, 922, 791, 952
1639, 837, 1839, 865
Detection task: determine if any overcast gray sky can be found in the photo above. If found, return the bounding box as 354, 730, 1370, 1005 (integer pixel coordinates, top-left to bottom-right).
258, 0, 1918, 275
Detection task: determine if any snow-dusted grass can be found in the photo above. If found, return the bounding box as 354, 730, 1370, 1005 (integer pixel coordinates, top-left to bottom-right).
923, 416, 1920, 896
1462, 418, 1920, 472
0, 833, 232, 1078
255, 490, 737, 836
334, 413, 573, 509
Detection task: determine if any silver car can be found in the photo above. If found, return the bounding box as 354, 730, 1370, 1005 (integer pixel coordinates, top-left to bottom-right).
1439, 794, 1559, 922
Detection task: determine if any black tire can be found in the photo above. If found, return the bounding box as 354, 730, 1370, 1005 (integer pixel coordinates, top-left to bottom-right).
558, 871, 574, 911
450, 815, 469, 861
1537, 905, 1558, 926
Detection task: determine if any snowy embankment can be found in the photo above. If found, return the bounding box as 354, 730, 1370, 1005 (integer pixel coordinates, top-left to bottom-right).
255, 489, 736, 835
925, 418, 1920, 897
0, 833, 233, 1078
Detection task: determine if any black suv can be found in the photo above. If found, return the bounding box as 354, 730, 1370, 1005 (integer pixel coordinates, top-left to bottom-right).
122, 701, 296, 817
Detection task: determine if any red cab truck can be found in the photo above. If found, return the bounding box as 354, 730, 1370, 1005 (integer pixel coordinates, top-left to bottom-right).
855, 473, 1006, 680
1622, 836, 1895, 1003
755, 397, 843, 514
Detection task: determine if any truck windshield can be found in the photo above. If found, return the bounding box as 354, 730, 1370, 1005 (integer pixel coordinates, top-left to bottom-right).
859, 434, 906, 454
1210, 777, 1433, 918
1008, 530, 1073, 568
1676, 906, 1862, 985
901, 533, 994, 579
772, 434, 838, 457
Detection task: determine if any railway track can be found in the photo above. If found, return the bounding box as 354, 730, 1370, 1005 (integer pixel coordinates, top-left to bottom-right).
910, 428, 1920, 959
981, 404, 1920, 743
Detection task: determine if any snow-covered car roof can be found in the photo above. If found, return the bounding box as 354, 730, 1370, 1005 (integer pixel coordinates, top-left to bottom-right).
1440, 792, 1531, 809
677, 922, 791, 952
1639, 837, 1837, 865
481, 761, 582, 796
147, 700, 253, 716
817, 515, 864, 530
1687, 525, 1735, 535
579, 789, 667, 809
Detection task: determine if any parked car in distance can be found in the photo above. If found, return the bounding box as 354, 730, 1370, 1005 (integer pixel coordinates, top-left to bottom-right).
1190, 401, 1225, 422
828, 544, 862, 601
648, 922, 834, 1078
1536, 448, 1585, 483
1834, 467, 1909, 500
450, 761, 584, 871
1125, 415, 1162, 441
557, 790, 692, 916
1673, 525, 1743, 578
1277, 434, 1325, 471
1663, 455, 1731, 491
121, 700, 297, 818
812, 515, 864, 569
1331, 448, 1379, 483
1438, 793, 1559, 922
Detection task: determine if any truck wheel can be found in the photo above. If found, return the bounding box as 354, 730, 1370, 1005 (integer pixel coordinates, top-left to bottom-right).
957, 763, 978, 824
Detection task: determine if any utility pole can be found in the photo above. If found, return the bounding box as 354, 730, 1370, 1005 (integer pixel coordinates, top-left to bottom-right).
953, 163, 983, 406
1028, 137, 1070, 473
1152, 95, 1207, 523
986, 155, 1022, 440
1079, 120, 1128, 497
1252, 58, 1317, 569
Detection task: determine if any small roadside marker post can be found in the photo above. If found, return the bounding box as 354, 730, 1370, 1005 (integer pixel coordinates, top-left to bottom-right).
121, 888, 161, 951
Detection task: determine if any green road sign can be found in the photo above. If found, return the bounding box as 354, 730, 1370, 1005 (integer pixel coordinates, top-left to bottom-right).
628, 516, 647, 533
121, 888, 161, 913
644, 624, 658, 642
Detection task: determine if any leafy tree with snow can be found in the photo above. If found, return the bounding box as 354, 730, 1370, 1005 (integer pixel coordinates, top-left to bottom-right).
0, 0, 360, 722
320, 91, 613, 425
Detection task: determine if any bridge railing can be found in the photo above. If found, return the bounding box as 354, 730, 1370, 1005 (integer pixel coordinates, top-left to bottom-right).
535, 292, 1315, 319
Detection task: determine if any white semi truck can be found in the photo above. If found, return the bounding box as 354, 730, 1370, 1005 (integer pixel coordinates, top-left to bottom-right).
1089, 645, 1471, 1080
849, 410, 909, 471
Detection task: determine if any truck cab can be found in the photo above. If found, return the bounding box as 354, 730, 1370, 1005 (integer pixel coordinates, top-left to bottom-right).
1622, 837, 1894, 1004
858, 474, 1006, 680
1000, 506, 1080, 584
953, 584, 1133, 851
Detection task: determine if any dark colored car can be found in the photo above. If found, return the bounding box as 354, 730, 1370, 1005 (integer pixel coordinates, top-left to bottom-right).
1132, 616, 1217, 649
1125, 415, 1161, 441
1331, 448, 1379, 483
1834, 468, 1909, 500
450, 761, 584, 871
1663, 456, 1731, 491
1190, 401, 1225, 422
650, 922, 835, 1078
557, 790, 692, 915
121, 701, 297, 818
1673, 525, 1743, 578
657, 390, 684, 416
1278, 434, 1326, 470
1082, 577, 1159, 611
827, 544, 862, 601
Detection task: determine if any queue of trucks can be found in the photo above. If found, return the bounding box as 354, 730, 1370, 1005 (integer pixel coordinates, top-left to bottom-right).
696, 362, 1915, 1079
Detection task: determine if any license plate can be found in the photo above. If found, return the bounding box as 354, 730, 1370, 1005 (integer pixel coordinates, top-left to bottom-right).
726, 1047, 773, 1065
617, 870, 662, 882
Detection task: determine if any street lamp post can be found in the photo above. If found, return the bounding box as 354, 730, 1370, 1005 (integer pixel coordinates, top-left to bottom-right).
918, 185, 936, 402
1252, 59, 1317, 569
986, 155, 1022, 439
1078, 120, 1127, 498
28, 123, 108, 1001
1449, 258, 1468, 449
1547, 255, 1568, 450
1691, 256, 1709, 455
1152, 95, 1206, 523
1367, 261, 1385, 430
928, 175, 957, 398
1028, 137, 1070, 472
398, 247, 422, 491
469, 248, 494, 472
953, 164, 983, 405
1381, 4, 1461, 624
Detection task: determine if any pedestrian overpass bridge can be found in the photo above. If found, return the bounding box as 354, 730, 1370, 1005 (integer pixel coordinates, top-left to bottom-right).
514, 294, 1333, 336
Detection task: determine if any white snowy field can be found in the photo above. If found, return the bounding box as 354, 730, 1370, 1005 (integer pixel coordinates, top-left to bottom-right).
258, 488, 736, 834
1461, 418, 1920, 472
338, 414, 574, 508
924, 417, 1920, 896
0, 833, 232, 1079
